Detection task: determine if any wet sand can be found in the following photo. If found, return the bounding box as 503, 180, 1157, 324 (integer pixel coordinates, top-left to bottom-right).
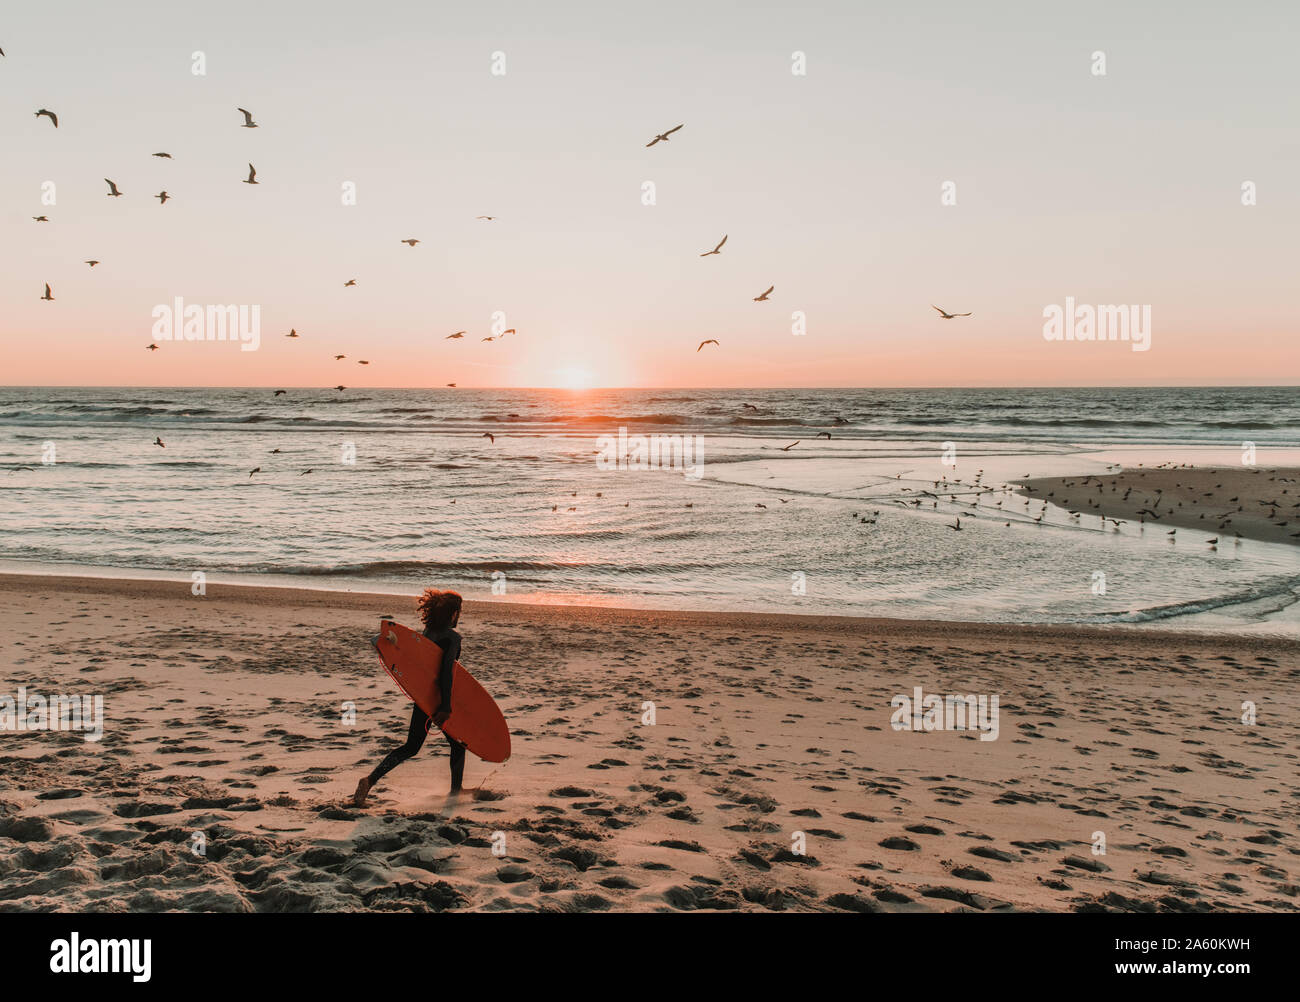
1, 573, 1297, 913
1015, 466, 1300, 545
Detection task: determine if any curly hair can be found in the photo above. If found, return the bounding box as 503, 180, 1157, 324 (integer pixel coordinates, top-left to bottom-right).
416, 588, 462, 633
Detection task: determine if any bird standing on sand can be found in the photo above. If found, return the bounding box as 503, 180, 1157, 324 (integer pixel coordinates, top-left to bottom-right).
104, 179, 123, 197
35, 108, 59, 128
700, 235, 727, 257
646, 124, 683, 147
697, 339, 719, 351
932, 305, 971, 319
41, 283, 54, 301
243, 164, 258, 184
753, 285, 774, 301
238, 107, 258, 128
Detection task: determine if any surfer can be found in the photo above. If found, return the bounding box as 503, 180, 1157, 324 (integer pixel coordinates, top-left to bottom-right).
352, 589, 467, 806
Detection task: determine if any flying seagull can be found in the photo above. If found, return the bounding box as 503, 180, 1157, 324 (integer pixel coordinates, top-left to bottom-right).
646, 124, 683, 147
35, 108, 58, 128
152, 152, 172, 158
446, 383, 456, 387
285, 329, 299, 338
697, 339, 719, 351
153, 437, 165, 448
41, 283, 54, 301
501, 328, 517, 335
482, 432, 495, 443
699, 235, 727, 257
753, 285, 774, 302
334, 354, 346, 360
238, 108, 258, 128
445, 332, 465, 339
357, 360, 370, 365
155, 191, 170, 204
343, 279, 356, 287
146, 343, 159, 351
242, 163, 258, 185
274, 389, 287, 396
779, 441, 800, 452
32, 216, 48, 222
248, 467, 260, 478
401, 238, 419, 246
334, 385, 346, 391
85, 260, 99, 267
104, 179, 123, 197
475, 215, 496, 220
932, 305, 972, 319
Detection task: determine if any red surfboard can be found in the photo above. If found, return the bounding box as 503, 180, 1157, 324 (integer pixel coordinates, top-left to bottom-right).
373, 619, 511, 763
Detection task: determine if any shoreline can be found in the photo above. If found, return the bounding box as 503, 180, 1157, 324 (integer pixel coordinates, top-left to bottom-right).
1, 571, 1296, 653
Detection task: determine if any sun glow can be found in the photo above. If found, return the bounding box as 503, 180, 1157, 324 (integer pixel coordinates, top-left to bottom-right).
553, 366, 596, 390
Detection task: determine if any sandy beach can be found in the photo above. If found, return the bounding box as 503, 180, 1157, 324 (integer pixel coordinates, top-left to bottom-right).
1016, 466, 1300, 545
2, 572, 1297, 913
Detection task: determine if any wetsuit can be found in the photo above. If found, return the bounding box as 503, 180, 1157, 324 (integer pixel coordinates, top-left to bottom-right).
368, 625, 466, 790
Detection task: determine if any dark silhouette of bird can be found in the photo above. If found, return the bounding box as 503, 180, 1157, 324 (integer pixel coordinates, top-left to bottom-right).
146, 343, 159, 351
333, 385, 346, 391
285, 329, 299, 338
753, 285, 774, 301
779, 441, 800, 451
446, 383, 456, 387
646, 124, 683, 147
35, 108, 58, 128
85, 260, 99, 267
334, 354, 345, 360
153, 437, 165, 448
343, 279, 356, 287
401, 238, 419, 246
104, 179, 123, 197
483, 432, 495, 443
273, 390, 286, 396
238, 107, 258, 128
816, 432, 832, 439
248, 467, 260, 478
445, 332, 465, 339
153, 152, 172, 158
242, 164, 258, 185
697, 339, 719, 351
32, 215, 48, 222
932, 305, 971, 319
40, 283, 53, 301
155, 191, 170, 204
699, 235, 727, 257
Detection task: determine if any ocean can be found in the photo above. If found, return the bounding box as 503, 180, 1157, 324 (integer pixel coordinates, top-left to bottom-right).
3, 386, 1299, 634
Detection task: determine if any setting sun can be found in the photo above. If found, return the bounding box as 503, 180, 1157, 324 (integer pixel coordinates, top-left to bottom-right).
553, 366, 596, 390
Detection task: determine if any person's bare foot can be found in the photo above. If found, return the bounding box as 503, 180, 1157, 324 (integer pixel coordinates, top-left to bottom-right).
351, 777, 372, 807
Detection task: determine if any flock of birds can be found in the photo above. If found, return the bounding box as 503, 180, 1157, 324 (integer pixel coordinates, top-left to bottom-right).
27, 98, 972, 370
